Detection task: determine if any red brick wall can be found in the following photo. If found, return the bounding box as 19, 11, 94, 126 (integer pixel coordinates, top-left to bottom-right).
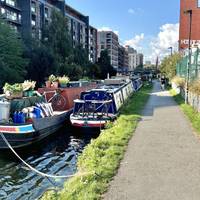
179, 0, 200, 49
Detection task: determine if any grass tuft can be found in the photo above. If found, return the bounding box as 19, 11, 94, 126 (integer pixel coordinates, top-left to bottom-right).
41, 84, 152, 200
170, 89, 200, 134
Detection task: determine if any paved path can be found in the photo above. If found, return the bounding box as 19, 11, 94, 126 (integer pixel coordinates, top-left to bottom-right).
104, 81, 200, 200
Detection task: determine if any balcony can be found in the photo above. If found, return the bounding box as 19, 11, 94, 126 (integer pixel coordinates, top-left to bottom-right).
1, 11, 21, 25
1, 0, 21, 12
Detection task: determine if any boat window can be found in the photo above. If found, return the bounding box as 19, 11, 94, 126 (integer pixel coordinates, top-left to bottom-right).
119, 94, 123, 104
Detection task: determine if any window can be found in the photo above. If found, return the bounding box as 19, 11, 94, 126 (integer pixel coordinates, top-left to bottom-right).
7, 10, 17, 21
31, 19, 36, 26
44, 7, 49, 18
31, 2, 36, 13
1, 8, 5, 14
6, 0, 16, 7
198, 0, 200, 7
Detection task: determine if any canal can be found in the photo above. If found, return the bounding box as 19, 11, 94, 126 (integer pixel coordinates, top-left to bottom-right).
0, 126, 99, 200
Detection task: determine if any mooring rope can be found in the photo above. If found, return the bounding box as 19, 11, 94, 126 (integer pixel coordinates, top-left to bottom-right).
0, 133, 93, 179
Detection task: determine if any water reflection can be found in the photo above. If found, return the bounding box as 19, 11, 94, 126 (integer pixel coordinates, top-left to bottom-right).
0, 126, 99, 200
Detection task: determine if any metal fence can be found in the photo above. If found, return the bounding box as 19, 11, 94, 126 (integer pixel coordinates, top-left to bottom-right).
176, 49, 200, 82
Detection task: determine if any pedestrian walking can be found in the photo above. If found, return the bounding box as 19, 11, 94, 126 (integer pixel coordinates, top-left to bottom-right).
160, 76, 166, 90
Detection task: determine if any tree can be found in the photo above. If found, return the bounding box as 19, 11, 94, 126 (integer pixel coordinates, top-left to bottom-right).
85, 62, 101, 79
25, 41, 56, 87
60, 63, 83, 81
97, 50, 116, 79
0, 18, 27, 88
73, 45, 89, 66
43, 10, 72, 70
160, 53, 181, 80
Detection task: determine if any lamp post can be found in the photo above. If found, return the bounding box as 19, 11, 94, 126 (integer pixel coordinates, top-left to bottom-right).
168, 47, 173, 56
184, 9, 193, 104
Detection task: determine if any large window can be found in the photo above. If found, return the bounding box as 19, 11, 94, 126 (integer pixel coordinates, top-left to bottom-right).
5, 0, 16, 7
198, 0, 200, 8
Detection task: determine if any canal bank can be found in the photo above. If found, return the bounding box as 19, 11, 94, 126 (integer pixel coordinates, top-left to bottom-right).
41, 83, 152, 200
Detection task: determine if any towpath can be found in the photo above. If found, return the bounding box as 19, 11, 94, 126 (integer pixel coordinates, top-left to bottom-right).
104, 80, 200, 200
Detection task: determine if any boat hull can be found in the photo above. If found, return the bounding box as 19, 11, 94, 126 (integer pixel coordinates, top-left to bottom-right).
0, 110, 72, 149
70, 114, 116, 128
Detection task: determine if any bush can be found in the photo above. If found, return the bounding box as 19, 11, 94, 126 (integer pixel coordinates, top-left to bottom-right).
189, 80, 200, 95
172, 76, 185, 88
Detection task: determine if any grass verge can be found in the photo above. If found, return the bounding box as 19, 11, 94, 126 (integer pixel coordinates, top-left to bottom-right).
41, 84, 152, 200
170, 89, 200, 134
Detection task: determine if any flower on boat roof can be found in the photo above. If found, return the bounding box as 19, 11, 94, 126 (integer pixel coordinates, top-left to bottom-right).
58, 75, 70, 84
48, 74, 58, 83
3, 83, 23, 94
22, 80, 36, 91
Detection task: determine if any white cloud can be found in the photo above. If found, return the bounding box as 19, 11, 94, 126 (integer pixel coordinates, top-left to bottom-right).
128, 8, 135, 14
149, 23, 179, 63
128, 8, 144, 15
124, 33, 145, 50
98, 27, 119, 36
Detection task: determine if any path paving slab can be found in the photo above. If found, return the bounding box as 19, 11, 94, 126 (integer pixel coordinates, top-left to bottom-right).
104, 81, 200, 200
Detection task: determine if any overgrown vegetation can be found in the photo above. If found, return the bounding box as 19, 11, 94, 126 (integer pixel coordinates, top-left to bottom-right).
170, 89, 200, 134
41, 84, 152, 200
160, 53, 181, 80
189, 80, 200, 96
171, 76, 185, 87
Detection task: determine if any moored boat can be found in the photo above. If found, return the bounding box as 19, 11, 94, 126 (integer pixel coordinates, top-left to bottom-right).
0, 80, 97, 149
0, 111, 69, 149
70, 78, 140, 128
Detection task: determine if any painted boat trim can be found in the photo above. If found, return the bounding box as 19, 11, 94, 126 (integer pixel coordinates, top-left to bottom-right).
71, 119, 107, 128
0, 124, 35, 134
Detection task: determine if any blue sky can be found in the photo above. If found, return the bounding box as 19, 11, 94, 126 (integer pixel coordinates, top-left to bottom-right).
66, 0, 180, 62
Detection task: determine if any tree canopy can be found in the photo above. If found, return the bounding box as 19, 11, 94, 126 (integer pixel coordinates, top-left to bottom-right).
25, 41, 56, 87
97, 50, 116, 79
0, 18, 27, 88
160, 53, 181, 80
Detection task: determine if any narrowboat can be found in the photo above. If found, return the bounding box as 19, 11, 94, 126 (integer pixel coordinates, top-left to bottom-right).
0, 96, 71, 149
0, 81, 97, 149
70, 78, 141, 128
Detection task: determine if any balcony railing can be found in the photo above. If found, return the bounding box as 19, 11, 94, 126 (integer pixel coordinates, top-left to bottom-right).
1, 0, 21, 11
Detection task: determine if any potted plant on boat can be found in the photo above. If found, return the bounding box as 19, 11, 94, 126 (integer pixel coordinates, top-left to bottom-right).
22, 80, 36, 97
47, 74, 59, 88
58, 75, 70, 88
3, 83, 23, 99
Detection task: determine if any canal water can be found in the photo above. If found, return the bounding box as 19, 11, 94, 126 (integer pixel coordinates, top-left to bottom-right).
0, 126, 99, 200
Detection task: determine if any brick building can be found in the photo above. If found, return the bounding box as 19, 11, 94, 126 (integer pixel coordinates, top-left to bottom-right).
179, 0, 200, 49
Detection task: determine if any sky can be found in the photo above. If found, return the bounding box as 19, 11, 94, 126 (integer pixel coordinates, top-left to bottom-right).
66, 0, 180, 63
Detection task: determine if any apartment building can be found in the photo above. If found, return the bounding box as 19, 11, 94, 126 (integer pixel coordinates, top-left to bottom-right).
98, 31, 119, 69
137, 53, 144, 67
0, 0, 65, 39
118, 45, 129, 72
125, 46, 144, 71
126, 46, 137, 71
0, 1, 99, 63
65, 4, 89, 50
0, 0, 22, 32
89, 26, 98, 63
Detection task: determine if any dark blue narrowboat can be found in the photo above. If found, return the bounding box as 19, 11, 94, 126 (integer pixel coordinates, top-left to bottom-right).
70, 78, 140, 128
